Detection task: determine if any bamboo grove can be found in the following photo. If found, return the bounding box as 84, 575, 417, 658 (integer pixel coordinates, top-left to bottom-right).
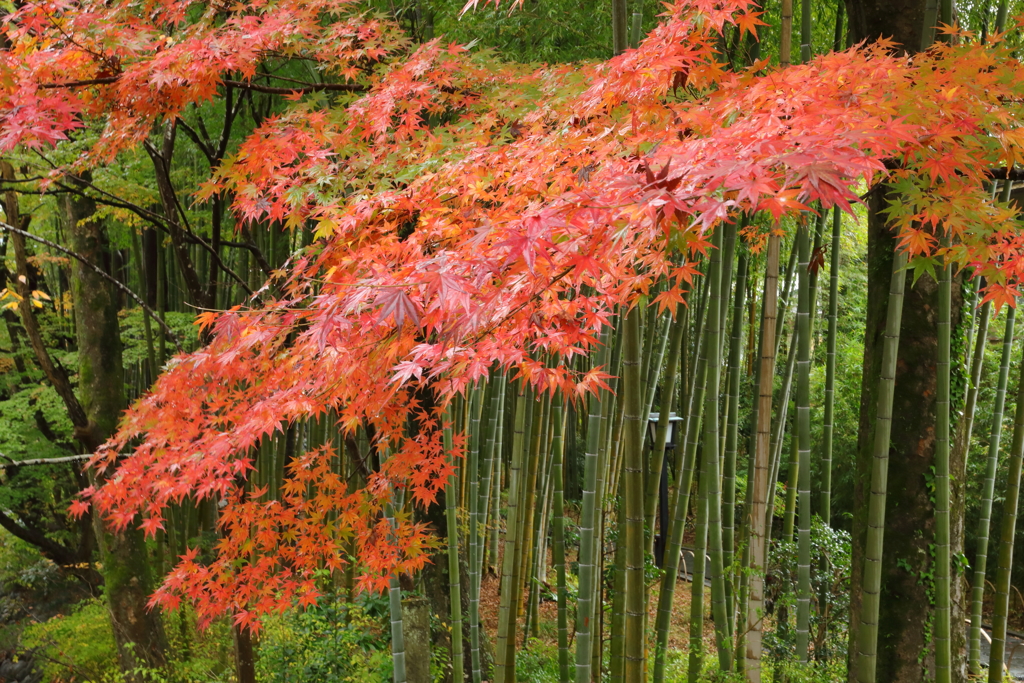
2, 0, 1024, 680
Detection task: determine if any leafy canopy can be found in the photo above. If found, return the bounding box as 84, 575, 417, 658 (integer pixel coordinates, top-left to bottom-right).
3, 0, 1024, 628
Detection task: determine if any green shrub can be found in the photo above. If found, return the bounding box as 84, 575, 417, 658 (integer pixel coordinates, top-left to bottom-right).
22, 597, 233, 683
255, 594, 392, 683
21, 598, 119, 682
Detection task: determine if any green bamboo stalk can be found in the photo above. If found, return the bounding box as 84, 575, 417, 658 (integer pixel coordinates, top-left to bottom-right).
764, 327, 797, 555
471, 374, 505, 683
968, 305, 1016, 675
621, 304, 646, 682
934, 244, 951, 683
702, 226, 733, 670
516, 396, 545, 642
156, 235, 167, 366
800, 0, 812, 62
130, 228, 156, 384
524, 393, 550, 642
593, 323, 622, 680
444, 413, 465, 683
939, 0, 952, 38
494, 387, 530, 683
774, 234, 799, 362
652, 279, 709, 683
958, 289, 989, 461
832, 0, 845, 51
783, 411, 799, 546
574, 327, 610, 683
611, 0, 627, 54
723, 251, 748, 623
795, 223, 812, 662
821, 208, 841, 526
488, 443, 502, 576
628, 11, 642, 49
687, 444, 709, 683
987, 329, 1024, 683
609, 497, 628, 683
994, 0, 1011, 33
855, 247, 909, 683
644, 311, 673, 445
672, 276, 710, 502
645, 310, 687, 551
736, 243, 773, 673
551, 391, 571, 683
719, 220, 739, 356
465, 386, 483, 657
780, 0, 793, 66
386, 493, 408, 683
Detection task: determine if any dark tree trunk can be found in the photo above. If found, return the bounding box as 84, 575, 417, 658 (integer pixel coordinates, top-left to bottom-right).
847, 187, 967, 683
65, 191, 169, 678
844, 0, 926, 52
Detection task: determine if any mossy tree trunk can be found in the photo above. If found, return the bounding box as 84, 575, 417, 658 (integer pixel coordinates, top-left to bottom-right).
65, 191, 168, 679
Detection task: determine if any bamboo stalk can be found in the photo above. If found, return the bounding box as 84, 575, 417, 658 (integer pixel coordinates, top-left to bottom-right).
386, 495, 408, 683
743, 233, 781, 683
855, 248, 909, 683
575, 329, 610, 683
622, 305, 646, 682
795, 223, 812, 661
968, 305, 1016, 674
821, 208, 841, 526
494, 387, 530, 683
444, 414, 465, 683
703, 225, 733, 670
645, 309, 687, 551
551, 391, 571, 683
723, 251, 748, 624
987, 319, 1024, 683
686, 445, 709, 683
652, 278, 708, 683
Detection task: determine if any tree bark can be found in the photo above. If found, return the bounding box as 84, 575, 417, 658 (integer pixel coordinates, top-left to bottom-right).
65, 190, 168, 678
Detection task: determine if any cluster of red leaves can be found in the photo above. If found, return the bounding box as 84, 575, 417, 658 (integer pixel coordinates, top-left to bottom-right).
6, 0, 1024, 626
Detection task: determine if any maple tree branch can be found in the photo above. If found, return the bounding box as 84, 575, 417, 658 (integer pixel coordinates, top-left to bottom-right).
38, 75, 366, 95
467, 265, 576, 346
0, 452, 98, 467
176, 118, 217, 167
0, 222, 185, 353
223, 79, 367, 95
38, 76, 118, 89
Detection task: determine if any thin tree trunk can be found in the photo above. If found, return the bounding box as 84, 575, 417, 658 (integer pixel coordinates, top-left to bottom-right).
933, 246, 952, 683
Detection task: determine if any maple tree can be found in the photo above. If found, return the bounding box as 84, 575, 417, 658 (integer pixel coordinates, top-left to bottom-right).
3, 0, 1024, 676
